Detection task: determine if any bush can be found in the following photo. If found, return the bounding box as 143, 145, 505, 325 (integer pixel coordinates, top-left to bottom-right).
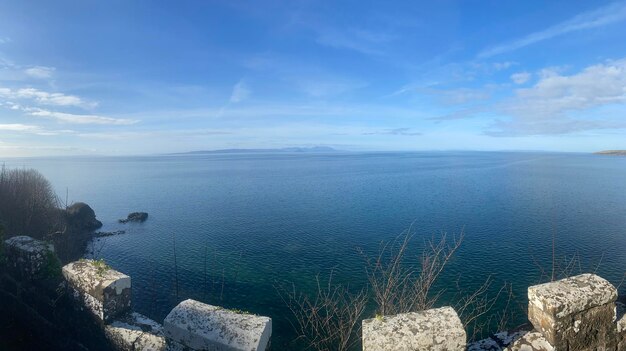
40, 248, 63, 279
277, 273, 367, 351
0, 166, 63, 239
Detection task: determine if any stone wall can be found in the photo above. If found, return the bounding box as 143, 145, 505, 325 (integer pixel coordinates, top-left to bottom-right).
4, 236, 626, 351
3, 236, 273, 351
368, 273, 626, 351
63, 258, 273, 351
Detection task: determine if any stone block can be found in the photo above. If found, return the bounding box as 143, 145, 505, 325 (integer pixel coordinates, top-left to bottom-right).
105, 312, 166, 351
4, 236, 55, 280
503, 331, 554, 351
528, 274, 617, 350
163, 299, 272, 351
62, 259, 131, 323
362, 306, 466, 351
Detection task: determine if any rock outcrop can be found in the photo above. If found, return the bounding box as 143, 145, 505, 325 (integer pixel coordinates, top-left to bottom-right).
65, 202, 103, 231
119, 212, 148, 224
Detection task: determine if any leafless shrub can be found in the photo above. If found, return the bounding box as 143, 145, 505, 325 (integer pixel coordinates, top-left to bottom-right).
454, 277, 512, 340
360, 228, 514, 340
276, 272, 368, 351
280, 227, 519, 347
531, 248, 607, 284
0, 166, 63, 238
359, 228, 464, 316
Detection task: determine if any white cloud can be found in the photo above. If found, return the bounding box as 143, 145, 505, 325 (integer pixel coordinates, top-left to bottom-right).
439, 88, 491, 105
24, 66, 55, 79
493, 62, 517, 71
0, 87, 96, 108
0, 37, 10, 44
407, 87, 493, 105
229, 80, 250, 103
363, 128, 421, 136
490, 58, 626, 135
510, 72, 531, 84
479, 1, 626, 58
28, 108, 138, 125
0, 123, 40, 132
0, 123, 75, 136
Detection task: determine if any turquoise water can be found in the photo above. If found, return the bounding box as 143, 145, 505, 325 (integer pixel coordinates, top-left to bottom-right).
5, 151, 626, 347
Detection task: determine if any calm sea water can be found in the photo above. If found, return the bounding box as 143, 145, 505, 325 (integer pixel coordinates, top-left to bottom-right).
5, 151, 626, 347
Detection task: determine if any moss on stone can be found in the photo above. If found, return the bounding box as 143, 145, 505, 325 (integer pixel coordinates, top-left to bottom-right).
40, 248, 62, 279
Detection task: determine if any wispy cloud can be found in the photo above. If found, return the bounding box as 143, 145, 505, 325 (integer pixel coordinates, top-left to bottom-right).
363, 127, 421, 136
229, 80, 250, 103
24, 66, 55, 79
493, 62, 517, 71
510, 72, 531, 84
77, 129, 232, 140
293, 77, 366, 97
315, 27, 394, 56
0, 87, 96, 108
479, 1, 626, 58
243, 53, 367, 98
28, 108, 138, 125
0, 123, 75, 136
0, 123, 40, 132
429, 107, 485, 122
437, 88, 492, 105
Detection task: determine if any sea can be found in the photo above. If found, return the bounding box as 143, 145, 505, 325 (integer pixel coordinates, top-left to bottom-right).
4, 151, 626, 348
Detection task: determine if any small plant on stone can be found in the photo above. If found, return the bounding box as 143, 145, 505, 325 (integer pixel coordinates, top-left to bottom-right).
40, 248, 62, 279
228, 308, 253, 315
92, 258, 110, 276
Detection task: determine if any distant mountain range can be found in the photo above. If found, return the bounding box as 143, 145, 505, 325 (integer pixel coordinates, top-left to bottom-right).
173, 146, 338, 155
594, 150, 626, 156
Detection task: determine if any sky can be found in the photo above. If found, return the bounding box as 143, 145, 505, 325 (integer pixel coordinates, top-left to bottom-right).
0, 0, 626, 156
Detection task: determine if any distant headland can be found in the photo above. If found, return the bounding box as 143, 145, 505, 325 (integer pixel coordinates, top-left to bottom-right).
594, 150, 626, 156
172, 146, 338, 155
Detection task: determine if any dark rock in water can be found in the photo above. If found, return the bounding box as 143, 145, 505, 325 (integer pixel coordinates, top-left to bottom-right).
65, 202, 103, 231
94, 230, 126, 237
119, 212, 149, 224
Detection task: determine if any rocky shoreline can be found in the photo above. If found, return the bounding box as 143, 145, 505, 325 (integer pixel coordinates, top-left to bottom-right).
594, 150, 626, 156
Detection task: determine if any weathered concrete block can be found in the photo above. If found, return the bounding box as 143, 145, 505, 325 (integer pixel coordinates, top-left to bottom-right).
4, 236, 55, 280
528, 273, 617, 350
362, 306, 466, 351
105, 312, 166, 351
163, 299, 272, 351
503, 331, 554, 351
62, 259, 131, 323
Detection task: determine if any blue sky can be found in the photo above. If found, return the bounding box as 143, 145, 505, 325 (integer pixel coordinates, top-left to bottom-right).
1, 1, 626, 156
